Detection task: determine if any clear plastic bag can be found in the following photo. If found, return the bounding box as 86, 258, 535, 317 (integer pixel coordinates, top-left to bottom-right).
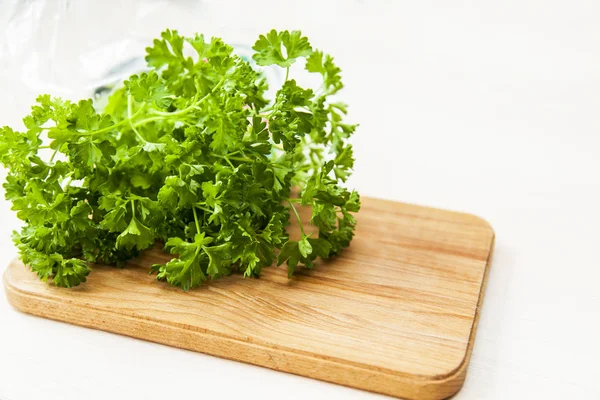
0, 0, 281, 109
0, 1, 208, 98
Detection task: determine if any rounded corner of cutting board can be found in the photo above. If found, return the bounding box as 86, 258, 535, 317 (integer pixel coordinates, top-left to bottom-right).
464, 211, 496, 240
416, 353, 470, 400
3, 259, 29, 313
437, 205, 495, 241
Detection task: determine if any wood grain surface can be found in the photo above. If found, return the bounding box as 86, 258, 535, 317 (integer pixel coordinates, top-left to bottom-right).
3, 197, 494, 400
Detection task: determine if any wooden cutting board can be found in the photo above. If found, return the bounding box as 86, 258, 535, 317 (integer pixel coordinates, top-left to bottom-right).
3, 197, 494, 400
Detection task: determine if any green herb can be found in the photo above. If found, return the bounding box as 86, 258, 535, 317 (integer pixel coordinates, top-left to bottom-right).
0, 29, 360, 289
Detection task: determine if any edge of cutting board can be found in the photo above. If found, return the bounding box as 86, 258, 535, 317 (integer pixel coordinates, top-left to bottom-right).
3, 198, 495, 400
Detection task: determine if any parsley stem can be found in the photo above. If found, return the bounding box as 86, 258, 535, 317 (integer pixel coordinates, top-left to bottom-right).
130, 199, 136, 217
148, 89, 211, 117
196, 205, 212, 214
49, 149, 58, 162
214, 154, 252, 165
151, 75, 224, 120
212, 76, 226, 93
228, 156, 253, 163
128, 96, 149, 143
193, 207, 201, 233
131, 116, 167, 128
223, 157, 235, 168
285, 67, 290, 82
288, 200, 305, 235
78, 103, 146, 136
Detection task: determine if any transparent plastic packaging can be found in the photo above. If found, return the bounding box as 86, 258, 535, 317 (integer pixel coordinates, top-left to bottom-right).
0, 1, 212, 97
0, 0, 283, 125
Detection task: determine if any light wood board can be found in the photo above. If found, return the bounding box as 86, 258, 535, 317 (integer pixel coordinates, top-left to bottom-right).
3, 197, 494, 399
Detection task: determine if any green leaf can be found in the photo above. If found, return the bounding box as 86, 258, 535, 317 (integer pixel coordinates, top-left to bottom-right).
100, 205, 129, 232
131, 173, 153, 189
116, 215, 154, 251
204, 243, 231, 278
18, 246, 90, 287
333, 144, 354, 182
306, 50, 343, 95
153, 255, 205, 291
277, 240, 302, 277
252, 29, 313, 67
53, 258, 91, 288
308, 237, 332, 258
298, 235, 313, 258
68, 139, 105, 169
145, 29, 185, 69
186, 33, 210, 61
281, 31, 313, 63
158, 176, 198, 207
125, 71, 173, 109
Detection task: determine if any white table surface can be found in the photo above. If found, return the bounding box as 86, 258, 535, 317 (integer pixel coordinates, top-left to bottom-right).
1, 1, 599, 399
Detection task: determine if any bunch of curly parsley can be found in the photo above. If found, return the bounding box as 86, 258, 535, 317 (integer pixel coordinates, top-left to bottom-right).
0, 29, 359, 290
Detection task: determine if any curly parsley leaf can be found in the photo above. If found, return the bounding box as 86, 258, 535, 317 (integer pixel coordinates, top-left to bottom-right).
252, 29, 313, 67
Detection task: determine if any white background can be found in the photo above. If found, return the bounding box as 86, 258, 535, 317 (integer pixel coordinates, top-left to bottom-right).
1, 1, 599, 399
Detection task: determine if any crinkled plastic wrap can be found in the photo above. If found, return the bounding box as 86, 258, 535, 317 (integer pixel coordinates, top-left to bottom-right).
1, 0, 283, 96
0, 0, 209, 99
0, 0, 281, 121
